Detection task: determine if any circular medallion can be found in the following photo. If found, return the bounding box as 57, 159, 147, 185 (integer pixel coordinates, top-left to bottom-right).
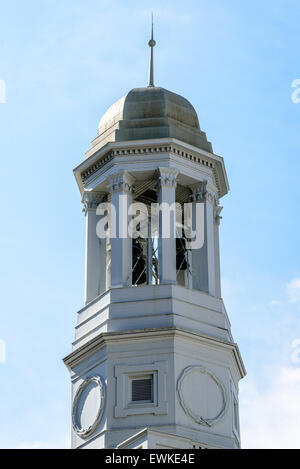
72, 376, 105, 439
177, 366, 227, 427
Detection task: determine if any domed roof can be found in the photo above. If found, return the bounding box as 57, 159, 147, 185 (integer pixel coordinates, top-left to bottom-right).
96, 87, 212, 153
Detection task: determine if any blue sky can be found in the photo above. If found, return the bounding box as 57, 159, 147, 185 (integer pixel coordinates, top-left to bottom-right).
0, 0, 300, 448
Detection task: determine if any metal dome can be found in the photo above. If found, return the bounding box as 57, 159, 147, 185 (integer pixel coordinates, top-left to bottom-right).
96, 87, 213, 153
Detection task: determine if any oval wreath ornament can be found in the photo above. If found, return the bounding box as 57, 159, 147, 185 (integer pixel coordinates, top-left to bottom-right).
72, 376, 106, 439
177, 366, 228, 427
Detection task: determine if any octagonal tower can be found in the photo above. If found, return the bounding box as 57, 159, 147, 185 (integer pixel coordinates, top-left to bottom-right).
64, 24, 245, 450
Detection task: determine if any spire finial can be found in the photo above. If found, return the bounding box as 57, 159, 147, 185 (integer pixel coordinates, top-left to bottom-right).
148, 13, 156, 87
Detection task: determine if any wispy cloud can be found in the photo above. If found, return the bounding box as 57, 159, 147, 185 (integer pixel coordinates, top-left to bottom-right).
0, 80, 6, 103
240, 367, 300, 449
269, 300, 281, 306
15, 437, 70, 450
287, 278, 300, 303
0, 340, 6, 364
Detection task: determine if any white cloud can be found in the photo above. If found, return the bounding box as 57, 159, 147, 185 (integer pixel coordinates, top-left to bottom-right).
0, 80, 6, 104
269, 300, 281, 306
16, 437, 70, 450
287, 278, 300, 303
0, 339, 6, 364
240, 367, 300, 449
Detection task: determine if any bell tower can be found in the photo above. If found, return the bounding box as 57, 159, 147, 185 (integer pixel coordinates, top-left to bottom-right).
64, 23, 246, 450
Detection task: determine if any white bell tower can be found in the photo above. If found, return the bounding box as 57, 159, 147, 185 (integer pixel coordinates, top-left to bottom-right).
64, 23, 246, 450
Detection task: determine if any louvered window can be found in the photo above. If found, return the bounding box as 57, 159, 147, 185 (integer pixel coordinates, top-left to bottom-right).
131, 375, 153, 403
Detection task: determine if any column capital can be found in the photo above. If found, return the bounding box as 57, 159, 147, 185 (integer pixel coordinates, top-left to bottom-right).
157, 167, 179, 189
190, 181, 218, 205
82, 191, 106, 213
107, 171, 135, 194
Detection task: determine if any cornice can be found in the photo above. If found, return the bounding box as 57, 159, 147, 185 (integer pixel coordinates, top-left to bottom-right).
73, 138, 229, 199
63, 326, 246, 380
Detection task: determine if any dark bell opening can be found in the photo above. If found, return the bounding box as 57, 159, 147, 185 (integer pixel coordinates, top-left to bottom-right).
132, 238, 147, 285
176, 238, 188, 271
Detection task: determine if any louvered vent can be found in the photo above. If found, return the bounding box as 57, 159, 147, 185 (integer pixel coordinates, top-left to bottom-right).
131, 377, 153, 402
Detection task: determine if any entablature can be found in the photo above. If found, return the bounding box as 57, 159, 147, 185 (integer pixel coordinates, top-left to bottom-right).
73, 138, 229, 199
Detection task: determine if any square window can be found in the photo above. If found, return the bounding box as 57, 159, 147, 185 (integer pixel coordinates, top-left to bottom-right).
114, 362, 168, 418
131, 375, 153, 403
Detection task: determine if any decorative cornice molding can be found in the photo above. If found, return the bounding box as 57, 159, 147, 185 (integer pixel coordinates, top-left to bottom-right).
72, 375, 106, 439
64, 326, 247, 380
81, 153, 113, 183
157, 167, 179, 189
107, 171, 135, 194
177, 365, 228, 427
82, 191, 106, 213
80, 144, 216, 186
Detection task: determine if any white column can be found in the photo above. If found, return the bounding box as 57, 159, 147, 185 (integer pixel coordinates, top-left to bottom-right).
191, 181, 218, 296
157, 168, 178, 285
108, 171, 134, 288
83, 191, 107, 305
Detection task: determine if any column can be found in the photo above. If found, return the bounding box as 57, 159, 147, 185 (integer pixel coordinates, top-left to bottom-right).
190, 181, 218, 296
83, 191, 107, 305
108, 171, 134, 288
157, 167, 179, 285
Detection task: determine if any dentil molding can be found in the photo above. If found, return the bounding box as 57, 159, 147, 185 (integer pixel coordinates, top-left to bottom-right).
80, 144, 216, 185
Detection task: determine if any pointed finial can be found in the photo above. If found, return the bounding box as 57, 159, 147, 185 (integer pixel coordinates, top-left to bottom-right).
148, 13, 156, 87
